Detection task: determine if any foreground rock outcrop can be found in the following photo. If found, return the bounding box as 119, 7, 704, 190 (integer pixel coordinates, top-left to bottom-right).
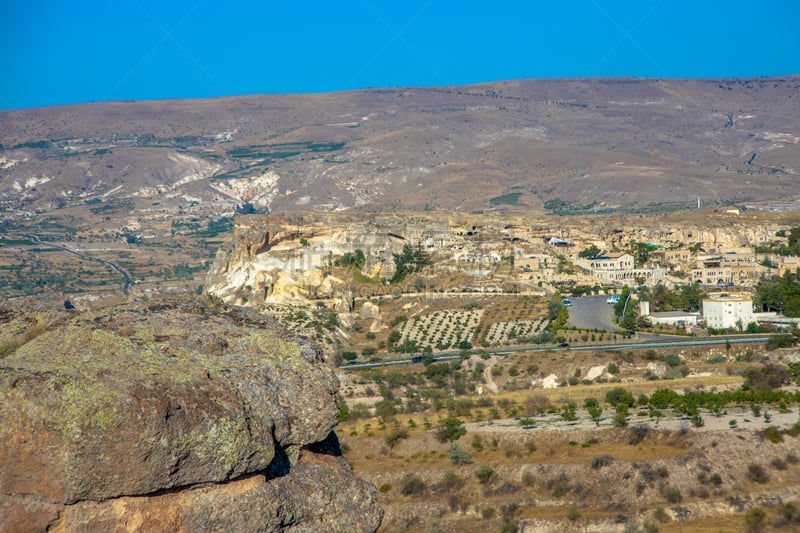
0, 296, 382, 532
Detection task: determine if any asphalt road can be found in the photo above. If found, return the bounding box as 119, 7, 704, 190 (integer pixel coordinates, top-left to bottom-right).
566, 294, 617, 330
341, 336, 769, 370
28, 235, 133, 294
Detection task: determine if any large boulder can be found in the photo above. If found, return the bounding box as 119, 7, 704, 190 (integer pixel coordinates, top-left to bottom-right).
360, 301, 381, 320
0, 296, 382, 532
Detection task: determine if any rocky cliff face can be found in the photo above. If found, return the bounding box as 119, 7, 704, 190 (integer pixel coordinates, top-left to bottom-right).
204, 212, 431, 307
204, 212, 784, 311
0, 296, 382, 533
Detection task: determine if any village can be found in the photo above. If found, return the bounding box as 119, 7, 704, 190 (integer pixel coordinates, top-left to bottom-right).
203, 211, 800, 359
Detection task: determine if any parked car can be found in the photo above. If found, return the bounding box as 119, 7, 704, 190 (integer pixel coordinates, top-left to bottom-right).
606, 295, 620, 304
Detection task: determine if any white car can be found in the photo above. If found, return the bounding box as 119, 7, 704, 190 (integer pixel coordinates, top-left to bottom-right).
606, 295, 620, 304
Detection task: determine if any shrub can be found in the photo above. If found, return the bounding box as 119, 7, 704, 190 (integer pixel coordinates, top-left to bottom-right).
771, 458, 788, 471
744, 364, 790, 391
659, 483, 682, 504
501, 502, 520, 520
449, 443, 473, 465
501, 519, 519, 533
471, 434, 484, 452
652, 507, 670, 523
765, 333, 797, 350
0, 341, 20, 359
762, 425, 783, 443
400, 473, 426, 496
475, 465, 497, 485
744, 507, 766, 533
432, 470, 464, 495
384, 426, 409, 448
379, 483, 392, 493
522, 470, 535, 486
662, 353, 681, 367
567, 505, 581, 521
628, 424, 651, 445
480, 507, 496, 519
776, 501, 800, 525
747, 463, 770, 484
591, 455, 614, 469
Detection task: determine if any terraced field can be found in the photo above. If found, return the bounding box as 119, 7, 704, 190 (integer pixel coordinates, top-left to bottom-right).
398, 310, 483, 350
482, 318, 547, 346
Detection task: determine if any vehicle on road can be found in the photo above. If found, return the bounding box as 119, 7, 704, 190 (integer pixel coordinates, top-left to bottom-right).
606, 295, 620, 304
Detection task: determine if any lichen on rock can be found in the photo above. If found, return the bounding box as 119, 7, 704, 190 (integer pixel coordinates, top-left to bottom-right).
0, 295, 382, 532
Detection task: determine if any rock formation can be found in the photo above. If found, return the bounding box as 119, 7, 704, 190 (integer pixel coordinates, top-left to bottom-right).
205, 211, 785, 312
0, 296, 382, 532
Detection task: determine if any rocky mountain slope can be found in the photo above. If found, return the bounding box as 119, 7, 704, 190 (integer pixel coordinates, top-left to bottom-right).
0, 296, 382, 532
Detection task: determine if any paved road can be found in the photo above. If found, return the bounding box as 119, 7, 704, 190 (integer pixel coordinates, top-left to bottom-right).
341, 336, 769, 370
566, 294, 616, 330
28, 235, 133, 294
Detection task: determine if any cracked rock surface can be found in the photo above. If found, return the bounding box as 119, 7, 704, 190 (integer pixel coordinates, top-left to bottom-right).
0, 296, 382, 532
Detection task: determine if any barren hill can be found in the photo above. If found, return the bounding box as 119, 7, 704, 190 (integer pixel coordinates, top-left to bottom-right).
2, 77, 799, 220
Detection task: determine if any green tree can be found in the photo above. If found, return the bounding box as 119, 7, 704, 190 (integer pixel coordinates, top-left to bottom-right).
578, 244, 601, 258
630, 242, 651, 265
585, 397, 603, 425
613, 403, 629, 427
613, 286, 630, 321
547, 292, 564, 321
680, 282, 705, 312
391, 244, 431, 283
561, 402, 577, 422
605, 387, 635, 407
436, 417, 467, 443
334, 249, 366, 270
744, 507, 767, 533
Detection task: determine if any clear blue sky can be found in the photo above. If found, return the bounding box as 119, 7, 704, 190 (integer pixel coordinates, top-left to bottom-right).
2, 0, 799, 109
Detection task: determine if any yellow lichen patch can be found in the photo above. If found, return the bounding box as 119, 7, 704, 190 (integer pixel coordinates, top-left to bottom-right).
241, 332, 303, 363
59, 380, 120, 441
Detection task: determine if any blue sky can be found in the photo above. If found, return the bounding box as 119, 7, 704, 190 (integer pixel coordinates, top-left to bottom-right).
2, 0, 799, 109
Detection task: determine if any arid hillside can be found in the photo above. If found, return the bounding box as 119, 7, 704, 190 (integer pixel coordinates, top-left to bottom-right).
2, 77, 799, 302
2, 77, 799, 221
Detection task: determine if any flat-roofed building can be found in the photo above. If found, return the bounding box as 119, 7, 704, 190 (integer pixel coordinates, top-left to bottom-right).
702, 293, 754, 329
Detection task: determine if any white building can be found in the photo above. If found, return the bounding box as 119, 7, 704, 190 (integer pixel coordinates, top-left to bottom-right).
649, 311, 700, 327
702, 293, 754, 330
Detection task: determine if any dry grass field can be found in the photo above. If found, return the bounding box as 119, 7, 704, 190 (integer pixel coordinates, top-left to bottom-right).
337, 343, 800, 532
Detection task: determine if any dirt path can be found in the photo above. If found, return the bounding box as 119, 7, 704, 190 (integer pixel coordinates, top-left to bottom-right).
482, 356, 500, 394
